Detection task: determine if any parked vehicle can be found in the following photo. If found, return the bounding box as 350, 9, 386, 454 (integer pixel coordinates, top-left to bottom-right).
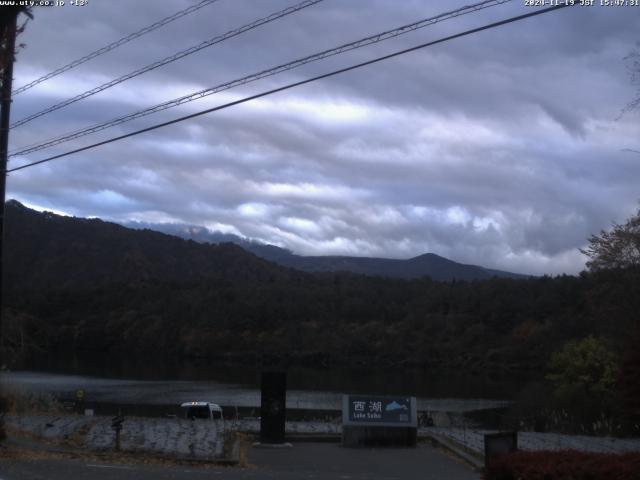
180, 402, 224, 422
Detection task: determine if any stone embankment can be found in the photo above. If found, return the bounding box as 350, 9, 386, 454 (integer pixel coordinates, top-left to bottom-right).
425, 427, 640, 455
226, 418, 340, 435
5, 414, 224, 460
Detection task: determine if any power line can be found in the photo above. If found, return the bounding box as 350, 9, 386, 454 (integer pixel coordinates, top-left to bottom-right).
6, 2, 577, 174
12, 0, 222, 96
11, 0, 325, 129
10, 0, 512, 157
10, 0, 509, 155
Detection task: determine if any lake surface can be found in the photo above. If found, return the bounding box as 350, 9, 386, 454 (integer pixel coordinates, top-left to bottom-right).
1, 354, 521, 413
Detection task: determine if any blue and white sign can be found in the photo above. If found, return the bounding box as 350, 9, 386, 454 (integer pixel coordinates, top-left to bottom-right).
342, 395, 417, 427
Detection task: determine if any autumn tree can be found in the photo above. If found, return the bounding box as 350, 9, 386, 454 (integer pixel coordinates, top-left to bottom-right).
546, 336, 619, 399
579, 208, 640, 432
544, 336, 620, 433
581, 209, 640, 271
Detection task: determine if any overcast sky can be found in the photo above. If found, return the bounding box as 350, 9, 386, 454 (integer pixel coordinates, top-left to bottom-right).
6, 0, 640, 275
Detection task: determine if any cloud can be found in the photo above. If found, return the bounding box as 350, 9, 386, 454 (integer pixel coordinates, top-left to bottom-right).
6, 0, 640, 276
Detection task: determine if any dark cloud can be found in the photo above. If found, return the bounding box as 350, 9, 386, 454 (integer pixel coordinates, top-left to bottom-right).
6, 0, 640, 275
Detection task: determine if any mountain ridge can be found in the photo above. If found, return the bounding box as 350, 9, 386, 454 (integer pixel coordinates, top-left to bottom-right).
3, 200, 526, 284
3, 199, 299, 291
124, 218, 528, 281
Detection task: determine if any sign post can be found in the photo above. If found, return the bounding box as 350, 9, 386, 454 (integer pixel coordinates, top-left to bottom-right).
75, 389, 85, 414
342, 394, 417, 447
111, 415, 125, 451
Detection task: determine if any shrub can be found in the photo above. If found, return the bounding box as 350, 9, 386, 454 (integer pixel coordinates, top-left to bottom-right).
0, 386, 61, 415
483, 450, 640, 480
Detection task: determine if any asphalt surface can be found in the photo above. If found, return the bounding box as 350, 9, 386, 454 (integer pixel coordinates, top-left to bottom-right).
1, 442, 480, 480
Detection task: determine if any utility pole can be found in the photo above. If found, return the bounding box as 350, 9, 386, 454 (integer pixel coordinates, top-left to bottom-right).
0, 8, 20, 371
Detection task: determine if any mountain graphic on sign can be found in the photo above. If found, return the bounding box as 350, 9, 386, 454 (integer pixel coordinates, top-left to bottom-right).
385, 401, 408, 412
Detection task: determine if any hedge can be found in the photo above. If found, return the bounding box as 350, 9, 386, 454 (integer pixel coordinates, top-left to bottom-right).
483, 450, 640, 480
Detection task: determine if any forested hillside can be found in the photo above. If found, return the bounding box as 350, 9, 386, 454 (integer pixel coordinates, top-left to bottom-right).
2, 201, 639, 376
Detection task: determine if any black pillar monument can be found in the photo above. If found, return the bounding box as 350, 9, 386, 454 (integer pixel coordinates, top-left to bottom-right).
260, 371, 286, 444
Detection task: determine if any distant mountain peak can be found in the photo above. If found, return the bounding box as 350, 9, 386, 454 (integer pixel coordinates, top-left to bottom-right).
6, 199, 28, 210
119, 214, 528, 281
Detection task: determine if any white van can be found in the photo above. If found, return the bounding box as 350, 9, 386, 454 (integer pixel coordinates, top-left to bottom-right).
180, 402, 224, 422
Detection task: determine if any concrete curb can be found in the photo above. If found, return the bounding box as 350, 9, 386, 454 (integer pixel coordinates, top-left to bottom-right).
252, 442, 293, 449
422, 433, 484, 471
286, 434, 341, 443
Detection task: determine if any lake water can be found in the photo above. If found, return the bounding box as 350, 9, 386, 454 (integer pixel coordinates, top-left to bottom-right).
1, 354, 520, 413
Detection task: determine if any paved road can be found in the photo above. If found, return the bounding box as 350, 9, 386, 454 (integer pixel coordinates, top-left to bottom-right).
1, 442, 479, 480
